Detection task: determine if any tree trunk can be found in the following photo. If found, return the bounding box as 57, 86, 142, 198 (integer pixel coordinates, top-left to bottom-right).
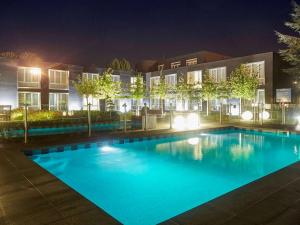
206, 99, 209, 117
136, 100, 139, 116
160, 98, 164, 115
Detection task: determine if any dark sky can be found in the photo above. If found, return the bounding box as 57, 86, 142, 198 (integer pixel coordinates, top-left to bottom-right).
0, 0, 293, 66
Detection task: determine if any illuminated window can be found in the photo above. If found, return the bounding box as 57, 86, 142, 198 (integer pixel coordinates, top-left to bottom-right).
208, 67, 226, 83
18, 92, 40, 109
187, 70, 202, 84
256, 89, 265, 104
49, 93, 68, 111
246, 61, 265, 85
150, 76, 160, 88
49, 69, 69, 90
17, 67, 41, 88
82, 73, 99, 80
171, 61, 181, 69
186, 58, 197, 66
112, 75, 120, 82
165, 74, 177, 87
158, 64, 164, 71
150, 98, 160, 110
83, 95, 100, 110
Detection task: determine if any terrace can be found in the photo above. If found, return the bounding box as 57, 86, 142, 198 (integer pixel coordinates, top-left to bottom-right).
1, 125, 300, 225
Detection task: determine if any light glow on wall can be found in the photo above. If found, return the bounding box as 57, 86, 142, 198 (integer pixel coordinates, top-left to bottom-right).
30, 68, 41, 76
173, 113, 200, 130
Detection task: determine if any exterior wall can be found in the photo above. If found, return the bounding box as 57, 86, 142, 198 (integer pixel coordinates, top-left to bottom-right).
148, 52, 281, 105
0, 58, 18, 108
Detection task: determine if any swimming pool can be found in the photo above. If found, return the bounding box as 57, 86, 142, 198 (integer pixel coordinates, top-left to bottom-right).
30, 128, 300, 225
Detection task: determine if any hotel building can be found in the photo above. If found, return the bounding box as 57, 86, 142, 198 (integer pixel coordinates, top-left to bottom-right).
0, 51, 294, 114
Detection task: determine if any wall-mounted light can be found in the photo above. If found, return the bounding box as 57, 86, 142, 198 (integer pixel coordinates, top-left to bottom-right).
30, 68, 41, 76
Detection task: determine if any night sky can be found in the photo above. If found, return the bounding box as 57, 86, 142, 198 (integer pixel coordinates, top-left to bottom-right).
0, 0, 293, 66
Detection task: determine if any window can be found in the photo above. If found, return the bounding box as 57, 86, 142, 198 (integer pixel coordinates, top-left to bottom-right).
158, 64, 164, 71
49, 93, 68, 111
18, 92, 40, 109
49, 69, 69, 90
256, 89, 265, 104
186, 58, 197, 66
112, 99, 120, 111
130, 77, 137, 85
150, 76, 160, 88
165, 98, 176, 110
246, 61, 265, 85
17, 67, 41, 88
82, 73, 99, 80
150, 98, 160, 110
165, 74, 177, 87
209, 67, 226, 83
112, 75, 120, 82
83, 95, 100, 110
187, 70, 202, 84
171, 61, 181, 69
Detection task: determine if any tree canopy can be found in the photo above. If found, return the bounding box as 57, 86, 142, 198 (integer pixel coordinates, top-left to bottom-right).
229, 64, 259, 101
276, 1, 300, 77
110, 58, 131, 71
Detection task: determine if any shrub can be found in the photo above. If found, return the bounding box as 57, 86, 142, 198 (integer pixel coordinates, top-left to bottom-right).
11, 108, 63, 121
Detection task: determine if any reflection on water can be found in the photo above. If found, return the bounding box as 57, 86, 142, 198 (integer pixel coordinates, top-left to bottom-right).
154, 131, 300, 177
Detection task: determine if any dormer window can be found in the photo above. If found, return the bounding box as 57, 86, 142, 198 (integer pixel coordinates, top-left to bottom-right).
158, 64, 164, 71
170, 61, 181, 69
186, 58, 197, 66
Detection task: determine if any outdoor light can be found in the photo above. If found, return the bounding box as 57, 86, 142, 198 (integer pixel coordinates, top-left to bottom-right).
295, 116, 300, 131
187, 113, 199, 129
173, 115, 185, 130
259, 111, 270, 120
101, 146, 116, 152
241, 111, 253, 121
173, 113, 200, 130
30, 67, 41, 76
187, 137, 199, 145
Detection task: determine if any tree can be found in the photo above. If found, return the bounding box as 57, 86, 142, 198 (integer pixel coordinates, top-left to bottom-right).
0, 51, 43, 66
73, 76, 101, 109
110, 58, 121, 71
230, 64, 259, 114
130, 73, 145, 116
120, 58, 131, 71
176, 76, 191, 110
98, 68, 121, 111
150, 70, 168, 115
276, 1, 300, 78
110, 58, 131, 71
202, 71, 217, 116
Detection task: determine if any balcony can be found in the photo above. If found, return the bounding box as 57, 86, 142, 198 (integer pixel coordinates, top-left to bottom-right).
49, 83, 69, 90
18, 81, 40, 89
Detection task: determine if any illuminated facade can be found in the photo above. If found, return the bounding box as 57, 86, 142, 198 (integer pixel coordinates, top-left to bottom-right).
140, 51, 293, 114
0, 57, 134, 111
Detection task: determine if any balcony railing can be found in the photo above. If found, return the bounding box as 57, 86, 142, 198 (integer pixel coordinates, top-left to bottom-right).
49, 83, 69, 90
18, 82, 40, 89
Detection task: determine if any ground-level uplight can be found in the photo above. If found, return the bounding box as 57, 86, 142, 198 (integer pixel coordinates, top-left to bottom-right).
259, 111, 270, 120
241, 111, 253, 121
173, 113, 200, 130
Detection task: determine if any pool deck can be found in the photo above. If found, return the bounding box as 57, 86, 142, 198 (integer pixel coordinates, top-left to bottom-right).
1, 125, 300, 225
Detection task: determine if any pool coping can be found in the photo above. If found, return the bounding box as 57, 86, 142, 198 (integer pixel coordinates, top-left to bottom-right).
1, 125, 300, 225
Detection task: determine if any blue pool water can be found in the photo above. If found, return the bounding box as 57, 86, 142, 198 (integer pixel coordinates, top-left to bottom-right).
31, 129, 300, 225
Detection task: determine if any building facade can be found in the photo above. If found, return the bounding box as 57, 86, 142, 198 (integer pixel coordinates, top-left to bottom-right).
0, 57, 135, 112
0, 51, 294, 114
142, 51, 293, 114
